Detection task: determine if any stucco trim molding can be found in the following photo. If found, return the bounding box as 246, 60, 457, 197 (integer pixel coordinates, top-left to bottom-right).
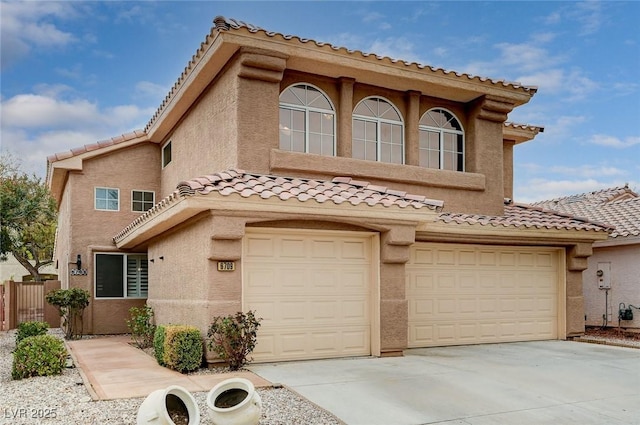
270, 149, 486, 191
115, 192, 438, 249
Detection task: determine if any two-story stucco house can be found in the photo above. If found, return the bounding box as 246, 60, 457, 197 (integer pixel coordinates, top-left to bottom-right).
46, 16, 610, 364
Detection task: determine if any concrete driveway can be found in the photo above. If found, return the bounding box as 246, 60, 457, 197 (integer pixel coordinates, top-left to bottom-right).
250, 341, 640, 425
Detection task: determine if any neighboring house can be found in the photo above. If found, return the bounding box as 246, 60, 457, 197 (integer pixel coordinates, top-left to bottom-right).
0, 253, 57, 282
46, 16, 610, 364
533, 186, 640, 330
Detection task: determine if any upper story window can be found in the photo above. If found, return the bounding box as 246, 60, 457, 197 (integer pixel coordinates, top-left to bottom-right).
162, 141, 172, 168
95, 187, 119, 211
279, 84, 335, 156
132, 190, 155, 212
419, 108, 464, 171
352, 97, 404, 164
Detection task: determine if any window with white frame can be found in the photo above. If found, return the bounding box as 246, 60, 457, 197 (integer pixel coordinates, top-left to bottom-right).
279, 84, 336, 156
95, 187, 119, 211
95, 253, 148, 298
162, 141, 172, 168
419, 108, 465, 171
352, 97, 404, 164
132, 190, 155, 212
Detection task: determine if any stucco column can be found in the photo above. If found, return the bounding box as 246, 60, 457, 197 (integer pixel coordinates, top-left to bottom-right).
502, 140, 515, 200
338, 77, 355, 158
404, 90, 421, 166
467, 95, 515, 215
566, 243, 593, 336
379, 225, 415, 356
235, 48, 287, 173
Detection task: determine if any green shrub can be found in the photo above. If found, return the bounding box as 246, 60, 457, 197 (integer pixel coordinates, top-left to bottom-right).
153, 325, 166, 366
12, 334, 67, 380
16, 321, 49, 344
127, 305, 156, 349
45, 288, 90, 340
163, 325, 203, 373
207, 310, 261, 371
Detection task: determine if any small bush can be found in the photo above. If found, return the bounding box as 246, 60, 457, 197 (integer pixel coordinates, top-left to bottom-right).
207, 310, 261, 371
12, 334, 67, 380
153, 325, 166, 366
127, 305, 156, 349
45, 288, 90, 340
163, 325, 203, 373
16, 321, 49, 344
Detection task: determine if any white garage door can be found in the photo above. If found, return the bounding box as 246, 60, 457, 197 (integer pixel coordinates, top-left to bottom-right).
243, 229, 374, 362
407, 243, 561, 347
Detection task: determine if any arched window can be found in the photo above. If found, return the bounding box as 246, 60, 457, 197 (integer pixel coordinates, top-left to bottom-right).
352, 97, 404, 164
279, 84, 335, 156
419, 108, 464, 171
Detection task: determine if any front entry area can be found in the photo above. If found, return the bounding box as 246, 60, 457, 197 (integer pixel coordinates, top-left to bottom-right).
407, 243, 563, 347
243, 228, 376, 362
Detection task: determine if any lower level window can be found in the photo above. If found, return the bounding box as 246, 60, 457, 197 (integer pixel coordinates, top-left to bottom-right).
95, 253, 148, 298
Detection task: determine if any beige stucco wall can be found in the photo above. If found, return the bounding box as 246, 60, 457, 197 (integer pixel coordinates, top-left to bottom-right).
55, 143, 160, 333
583, 242, 640, 329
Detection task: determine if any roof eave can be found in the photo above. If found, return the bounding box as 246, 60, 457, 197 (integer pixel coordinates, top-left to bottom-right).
416, 221, 611, 245
115, 192, 439, 249
503, 122, 545, 145
46, 133, 150, 205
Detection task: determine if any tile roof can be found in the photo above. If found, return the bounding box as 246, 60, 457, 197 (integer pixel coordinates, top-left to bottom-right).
532, 186, 640, 238
176, 169, 444, 210
47, 130, 146, 163
144, 15, 537, 133
437, 202, 612, 234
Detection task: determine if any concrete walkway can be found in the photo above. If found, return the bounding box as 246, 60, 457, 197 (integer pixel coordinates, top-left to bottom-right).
66, 336, 270, 400
250, 341, 640, 425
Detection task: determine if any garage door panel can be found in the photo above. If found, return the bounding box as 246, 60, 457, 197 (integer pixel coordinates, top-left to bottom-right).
244, 230, 372, 362
408, 243, 559, 347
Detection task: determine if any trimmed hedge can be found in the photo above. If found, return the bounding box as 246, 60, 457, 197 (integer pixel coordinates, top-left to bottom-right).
153, 324, 166, 366
12, 334, 67, 380
162, 325, 203, 373
16, 321, 49, 344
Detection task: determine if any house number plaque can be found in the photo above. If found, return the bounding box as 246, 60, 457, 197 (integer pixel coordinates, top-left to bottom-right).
217, 261, 235, 272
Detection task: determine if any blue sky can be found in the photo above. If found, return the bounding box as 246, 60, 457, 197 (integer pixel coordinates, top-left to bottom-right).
1, 1, 638, 203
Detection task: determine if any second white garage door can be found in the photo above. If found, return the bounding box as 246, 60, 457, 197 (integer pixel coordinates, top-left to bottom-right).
243, 228, 375, 362
407, 243, 562, 348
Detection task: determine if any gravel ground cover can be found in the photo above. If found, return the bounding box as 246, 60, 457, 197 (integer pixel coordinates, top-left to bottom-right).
0, 329, 342, 425
3, 327, 638, 425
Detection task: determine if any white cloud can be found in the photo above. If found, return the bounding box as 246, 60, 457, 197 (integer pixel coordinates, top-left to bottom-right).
589, 134, 640, 149
0, 1, 79, 68
135, 81, 169, 101
368, 37, 421, 63
0, 91, 154, 177
517, 68, 598, 101
548, 165, 626, 178
516, 178, 629, 203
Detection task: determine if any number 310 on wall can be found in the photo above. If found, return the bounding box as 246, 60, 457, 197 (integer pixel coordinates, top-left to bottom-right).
70, 269, 88, 276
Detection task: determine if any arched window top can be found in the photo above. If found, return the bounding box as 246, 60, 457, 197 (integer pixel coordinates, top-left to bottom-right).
420, 108, 463, 132
279, 83, 335, 156
418, 108, 464, 172
354, 97, 402, 122
280, 83, 334, 111
352, 97, 404, 164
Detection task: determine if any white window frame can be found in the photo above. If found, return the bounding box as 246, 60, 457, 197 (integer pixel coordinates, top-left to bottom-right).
95, 187, 120, 211
131, 190, 155, 213
279, 83, 336, 156
419, 108, 465, 172
352, 96, 404, 164
162, 140, 172, 168
94, 252, 148, 299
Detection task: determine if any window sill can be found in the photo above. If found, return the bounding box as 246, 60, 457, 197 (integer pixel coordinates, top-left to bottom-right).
270, 149, 485, 191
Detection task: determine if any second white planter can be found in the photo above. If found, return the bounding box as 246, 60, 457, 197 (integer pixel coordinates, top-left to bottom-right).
206, 377, 262, 425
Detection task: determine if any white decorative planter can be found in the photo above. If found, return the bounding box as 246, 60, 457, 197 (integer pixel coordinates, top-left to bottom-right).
136, 385, 200, 425
206, 378, 262, 425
